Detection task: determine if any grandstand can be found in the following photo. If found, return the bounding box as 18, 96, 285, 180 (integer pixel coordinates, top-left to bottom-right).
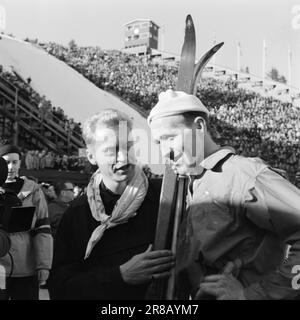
149, 48, 300, 106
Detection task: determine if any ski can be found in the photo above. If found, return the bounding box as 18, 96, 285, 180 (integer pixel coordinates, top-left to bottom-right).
176, 14, 196, 93
193, 42, 224, 94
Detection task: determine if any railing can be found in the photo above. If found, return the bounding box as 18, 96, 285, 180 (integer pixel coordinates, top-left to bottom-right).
0, 76, 84, 150
0, 74, 84, 143
0, 89, 69, 143
0, 105, 60, 152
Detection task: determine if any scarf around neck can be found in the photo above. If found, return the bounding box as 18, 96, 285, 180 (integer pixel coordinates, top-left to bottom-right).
85, 165, 149, 259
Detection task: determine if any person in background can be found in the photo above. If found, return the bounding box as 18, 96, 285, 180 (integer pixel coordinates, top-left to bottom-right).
73, 185, 84, 199
54, 154, 62, 170
0, 143, 53, 300
41, 183, 57, 204
44, 152, 54, 169
0, 229, 10, 259
48, 181, 74, 239
32, 151, 40, 170
61, 155, 69, 171
25, 151, 34, 170
0, 158, 12, 258
39, 150, 47, 170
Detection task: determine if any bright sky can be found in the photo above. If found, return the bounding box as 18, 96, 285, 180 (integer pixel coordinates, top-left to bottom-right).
0, 0, 300, 88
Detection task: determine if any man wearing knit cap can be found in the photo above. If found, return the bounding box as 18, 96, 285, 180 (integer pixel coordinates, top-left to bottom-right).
148, 89, 300, 300
0, 143, 53, 300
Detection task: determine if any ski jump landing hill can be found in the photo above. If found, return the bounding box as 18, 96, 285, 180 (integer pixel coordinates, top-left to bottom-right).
0, 35, 163, 174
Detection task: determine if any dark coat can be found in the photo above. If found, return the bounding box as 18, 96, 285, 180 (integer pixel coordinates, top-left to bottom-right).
48, 178, 161, 300
0, 229, 10, 257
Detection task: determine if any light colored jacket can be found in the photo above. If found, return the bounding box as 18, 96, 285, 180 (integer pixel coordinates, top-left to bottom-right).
25, 153, 34, 170
0, 176, 53, 277
177, 147, 300, 300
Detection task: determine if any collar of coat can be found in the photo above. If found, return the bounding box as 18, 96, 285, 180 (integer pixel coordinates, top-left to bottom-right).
17, 176, 38, 200
200, 147, 236, 170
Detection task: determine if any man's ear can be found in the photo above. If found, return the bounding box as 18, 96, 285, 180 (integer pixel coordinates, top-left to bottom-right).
86, 148, 97, 165
194, 117, 206, 133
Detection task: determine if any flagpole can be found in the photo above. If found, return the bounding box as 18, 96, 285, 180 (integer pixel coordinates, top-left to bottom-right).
288, 45, 292, 88
160, 25, 165, 62
262, 39, 266, 80
0, 5, 6, 31
237, 42, 241, 72
212, 31, 216, 65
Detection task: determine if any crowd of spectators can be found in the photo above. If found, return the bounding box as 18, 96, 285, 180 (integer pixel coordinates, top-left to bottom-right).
19, 149, 92, 174
38, 41, 300, 187
39, 41, 176, 112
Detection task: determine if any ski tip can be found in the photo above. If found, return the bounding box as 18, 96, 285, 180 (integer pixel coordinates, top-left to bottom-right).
213, 42, 224, 52
186, 15, 194, 26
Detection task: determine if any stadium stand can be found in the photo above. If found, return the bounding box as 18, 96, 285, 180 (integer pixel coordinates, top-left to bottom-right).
0, 67, 84, 155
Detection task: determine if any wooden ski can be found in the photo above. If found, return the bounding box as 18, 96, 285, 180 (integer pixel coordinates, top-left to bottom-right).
176, 15, 196, 93
193, 42, 224, 95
